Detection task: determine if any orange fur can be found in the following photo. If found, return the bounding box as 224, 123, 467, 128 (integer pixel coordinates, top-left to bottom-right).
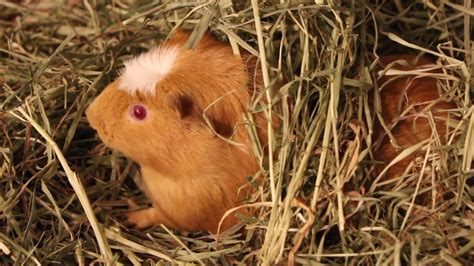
373, 54, 456, 178
86, 31, 266, 233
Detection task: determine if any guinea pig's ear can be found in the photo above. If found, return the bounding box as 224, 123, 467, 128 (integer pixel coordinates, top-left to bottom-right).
164, 92, 195, 119
164, 91, 234, 136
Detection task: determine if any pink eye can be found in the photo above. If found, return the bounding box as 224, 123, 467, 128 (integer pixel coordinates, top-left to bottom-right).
131, 105, 147, 120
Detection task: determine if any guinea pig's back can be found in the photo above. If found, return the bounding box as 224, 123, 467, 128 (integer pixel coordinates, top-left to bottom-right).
374, 55, 456, 178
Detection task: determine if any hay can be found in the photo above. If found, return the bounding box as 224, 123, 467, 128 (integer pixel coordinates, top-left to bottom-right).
1, 0, 472, 264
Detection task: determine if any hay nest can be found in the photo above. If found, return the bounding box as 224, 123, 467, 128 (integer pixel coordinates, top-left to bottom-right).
1, 0, 472, 264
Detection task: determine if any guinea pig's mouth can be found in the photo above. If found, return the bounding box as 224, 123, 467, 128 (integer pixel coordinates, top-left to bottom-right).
96, 126, 114, 146
88, 120, 113, 147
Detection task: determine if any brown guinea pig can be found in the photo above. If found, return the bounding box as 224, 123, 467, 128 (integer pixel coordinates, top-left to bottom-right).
86, 31, 268, 233
373, 54, 457, 179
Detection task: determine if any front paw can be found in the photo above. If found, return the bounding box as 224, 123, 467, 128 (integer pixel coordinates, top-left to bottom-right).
122, 209, 152, 229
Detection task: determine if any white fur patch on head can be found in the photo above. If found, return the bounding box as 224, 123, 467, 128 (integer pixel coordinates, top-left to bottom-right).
118, 45, 180, 95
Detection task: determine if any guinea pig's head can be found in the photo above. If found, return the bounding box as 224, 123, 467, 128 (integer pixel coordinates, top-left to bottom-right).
86, 31, 252, 166
85, 79, 187, 166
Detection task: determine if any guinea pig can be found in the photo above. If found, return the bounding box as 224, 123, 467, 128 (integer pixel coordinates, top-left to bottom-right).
372, 54, 457, 179
86, 31, 268, 233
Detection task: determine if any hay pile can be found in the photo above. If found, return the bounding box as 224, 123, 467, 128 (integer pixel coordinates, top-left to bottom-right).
1, 0, 472, 264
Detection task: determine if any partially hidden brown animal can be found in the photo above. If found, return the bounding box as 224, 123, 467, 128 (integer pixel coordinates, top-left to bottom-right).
86, 30, 456, 233
372, 54, 457, 179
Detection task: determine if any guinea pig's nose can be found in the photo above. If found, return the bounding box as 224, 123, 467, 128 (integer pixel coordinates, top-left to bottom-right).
85, 102, 100, 130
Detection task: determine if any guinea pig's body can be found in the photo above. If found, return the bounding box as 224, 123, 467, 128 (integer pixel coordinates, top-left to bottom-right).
126, 127, 256, 231
373, 54, 456, 179
87, 29, 456, 233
